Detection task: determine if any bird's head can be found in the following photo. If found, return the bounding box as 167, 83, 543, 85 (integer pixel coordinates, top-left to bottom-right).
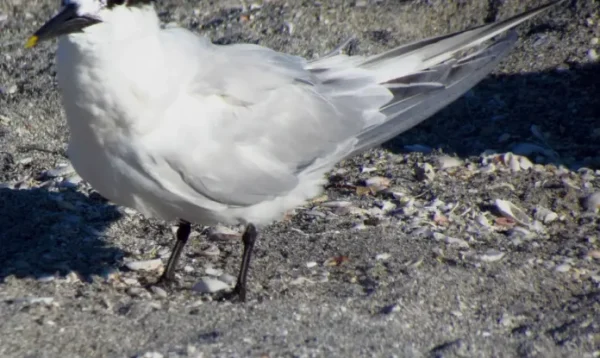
26, 0, 154, 48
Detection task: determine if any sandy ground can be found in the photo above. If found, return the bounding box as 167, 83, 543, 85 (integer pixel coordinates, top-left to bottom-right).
1, 0, 599, 357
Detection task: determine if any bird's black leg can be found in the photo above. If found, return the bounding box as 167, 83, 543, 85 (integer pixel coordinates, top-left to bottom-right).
158, 220, 191, 284
225, 223, 258, 302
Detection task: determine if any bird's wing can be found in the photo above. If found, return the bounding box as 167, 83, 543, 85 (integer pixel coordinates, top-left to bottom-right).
157, 38, 390, 207
157, 0, 562, 207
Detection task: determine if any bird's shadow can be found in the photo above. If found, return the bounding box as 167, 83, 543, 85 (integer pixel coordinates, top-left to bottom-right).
0, 187, 123, 283
383, 62, 600, 169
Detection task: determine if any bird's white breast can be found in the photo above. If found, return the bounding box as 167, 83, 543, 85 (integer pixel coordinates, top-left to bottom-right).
56, 35, 205, 221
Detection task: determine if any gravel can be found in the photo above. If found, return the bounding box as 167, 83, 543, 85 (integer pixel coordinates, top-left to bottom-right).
1, 0, 599, 357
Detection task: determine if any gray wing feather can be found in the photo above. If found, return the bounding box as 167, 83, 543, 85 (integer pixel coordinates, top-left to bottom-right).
345, 0, 565, 155
173, 44, 388, 206
352, 32, 517, 154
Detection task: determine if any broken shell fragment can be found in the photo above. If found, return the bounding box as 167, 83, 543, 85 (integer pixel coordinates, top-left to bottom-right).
494, 199, 532, 226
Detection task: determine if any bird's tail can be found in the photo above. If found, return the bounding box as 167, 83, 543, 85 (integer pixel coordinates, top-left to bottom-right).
348, 0, 564, 155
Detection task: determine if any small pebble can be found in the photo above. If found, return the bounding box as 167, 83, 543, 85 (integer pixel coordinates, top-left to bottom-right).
204, 266, 223, 277
123, 277, 140, 287
60, 174, 83, 188
381, 303, 402, 314
432, 232, 446, 241
587, 250, 600, 260
37, 275, 56, 283
127, 287, 150, 298
208, 225, 240, 241
365, 176, 391, 191
321, 200, 352, 208
451, 310, 463, 318
495, 199, 531, 226
437, 155, 463, 169
186, 345, 199, 357
415, 162, 435, 181
138, 352, 163, 358
192, 277, 230, 293
375, 253, 391, 261
446, 236, 470, 249
518, 156, 533, 170
583, 192, 600, 213
477, 214, 491, 228
156, 247, 171, 257
11, 297, 57, 307
125, 259, 163, 272
555, 263, 571, 273
44, 164, 75, 178
361, 166, 377, 173
306, 209, 326, 218
379, 200, 396, 212
122, 207, 138, 216
586, 17, 595, 26
306, 261, 318, 268
17, 157, 33, 165
0, 113, 11, 124
480, 250, 505, 262
16, 180, 31, 190
200, 245, 220, 257
534, 207, 558, 224
218, 274, 236, 286
481, 162, 497, 173
310, 194, 328, 204
499, 313, 515, 327
289, 276, 309, 285
65, 271, 83, 283
283, 21, 294, 35
150, 286, 168, 298
504, 153, 521, 172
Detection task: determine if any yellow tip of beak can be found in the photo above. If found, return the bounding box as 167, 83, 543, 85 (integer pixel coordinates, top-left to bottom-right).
25, 35, 39, 49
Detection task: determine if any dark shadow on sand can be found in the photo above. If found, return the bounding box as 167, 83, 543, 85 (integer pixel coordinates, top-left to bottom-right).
383, 62, 600, 169
0, 187, 123, 282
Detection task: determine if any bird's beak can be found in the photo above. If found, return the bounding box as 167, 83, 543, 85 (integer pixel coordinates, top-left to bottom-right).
25, 4, 101, 48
